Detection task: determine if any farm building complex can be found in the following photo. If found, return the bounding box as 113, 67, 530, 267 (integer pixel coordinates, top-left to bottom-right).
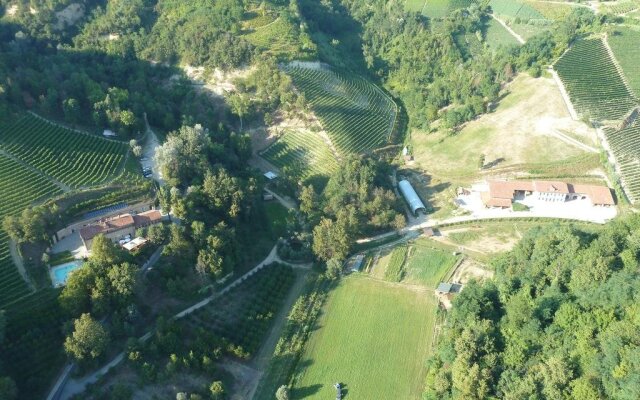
79, 210, 164, 249
482, 180, 615, 208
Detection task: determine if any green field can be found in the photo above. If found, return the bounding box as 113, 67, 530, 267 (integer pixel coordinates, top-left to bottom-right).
405, 0, 426, 12
284, 63, 397, 155
421, 0, 474, 18
489, 0, 545, 20
244, 17, 302, 58
292, 275, 436, 400
0, 114, 128, 188
404, 242, 458, 287
484, 17, 520, 47
554, 38, 637, 121
261, 129, 338, 180
608, 27, 640, 98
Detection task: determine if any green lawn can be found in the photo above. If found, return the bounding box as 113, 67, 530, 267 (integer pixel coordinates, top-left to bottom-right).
405, 0, 426, 12
292, 276, 436, 399
403, 242, 459, 287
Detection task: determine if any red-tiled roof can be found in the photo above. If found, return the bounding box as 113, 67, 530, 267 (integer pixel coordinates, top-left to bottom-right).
133, 210, 162, 227
572, 184, 615, 206
484, 180, 615, 206
79, 214, 135, 241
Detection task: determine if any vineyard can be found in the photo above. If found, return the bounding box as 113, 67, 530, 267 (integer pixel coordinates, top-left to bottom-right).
261, 129, 338, 180
0, 289, 66, 399
184, 263, 295, 357
0, 153, 63, 307
608, 27, 640, 98
603, 0, 639, 15
0, 114, 128, 188
554, 38, 638, 121
284, 63, 397, 155
603, 120, 640, 203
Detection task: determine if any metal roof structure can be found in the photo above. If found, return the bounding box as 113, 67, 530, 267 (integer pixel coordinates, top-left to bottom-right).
398, 179, 426, 214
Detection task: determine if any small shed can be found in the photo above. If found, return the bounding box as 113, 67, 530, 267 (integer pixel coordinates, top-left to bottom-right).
264, 171, 278, 180
398, 179, 426, 215
262, 192, 274, 201
436, 282, 453, 294
350, 254, 365, 272
423, 227, 434, 237
103, 129, 117, 137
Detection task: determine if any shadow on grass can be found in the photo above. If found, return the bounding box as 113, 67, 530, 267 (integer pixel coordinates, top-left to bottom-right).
291, 383, 323, 399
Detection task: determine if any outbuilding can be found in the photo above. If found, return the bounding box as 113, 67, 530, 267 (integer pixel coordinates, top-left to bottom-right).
398, 179, 426, 215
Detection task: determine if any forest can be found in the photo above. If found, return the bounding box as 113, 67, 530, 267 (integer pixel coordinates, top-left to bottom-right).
425, 216, 640, 400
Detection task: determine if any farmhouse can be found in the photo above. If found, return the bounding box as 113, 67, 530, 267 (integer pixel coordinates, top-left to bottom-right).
398, 179, 426, 215
80, 209, 163, 250
482, 180, 615, 209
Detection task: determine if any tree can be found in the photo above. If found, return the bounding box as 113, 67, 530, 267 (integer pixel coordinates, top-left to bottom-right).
90, 235, 126, 266
64, 313, 110, 361
312, 218, 350, 262
275, 385, 289, 400
325, 258, 342, 280
209, 381, 225, 399
227, 93, 250, 131
62, 98, 80, 124
0, 377, 17, 400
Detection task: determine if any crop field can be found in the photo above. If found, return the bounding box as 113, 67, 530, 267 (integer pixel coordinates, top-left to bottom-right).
421, 0, 474, 18
603, 0, 639, 15
554, 38, 638, 121
292, 275, 435, 400
261, 129, 338, 180
244, 17, 301, 58
604, 120, 640, 203
489, 0, 545, 20
0, 114, 128, 188
0, 153, 62, 307
284, 63, 397, 155
527, 1, 579, 20
0, 289, 65, 399
608, 27, 640, 98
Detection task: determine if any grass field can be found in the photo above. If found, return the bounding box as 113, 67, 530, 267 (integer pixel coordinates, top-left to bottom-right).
421, 0, 474, 18
403, 242, 458, 287
405, 0, 426, 12
383, 245, 408, 282
412, 74, 595, 182
608, 27, 640, 98
292, 275, 436, 400
484, 17, 520, 47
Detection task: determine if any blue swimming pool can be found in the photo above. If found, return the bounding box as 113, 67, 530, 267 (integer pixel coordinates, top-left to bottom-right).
50, 260, 84, 287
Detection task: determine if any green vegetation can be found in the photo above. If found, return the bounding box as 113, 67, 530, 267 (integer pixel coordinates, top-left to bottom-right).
292, 275, 436, 400
403, 243, 458, 287
405, 0, 426, 13
489, 0, 545, 20
0, 153, 62, 307
0, 114, 128, 187
484, 17, 520, 47
422, 0, 474, 18
284, 64, 397, 155
554, 38, 637, 121
384, 245, 408, 282
608, 27, 640, 98
603, 120, 640, 202
425, 216, 640, 399
603, 0, 640, 15
261, 129, 338, 180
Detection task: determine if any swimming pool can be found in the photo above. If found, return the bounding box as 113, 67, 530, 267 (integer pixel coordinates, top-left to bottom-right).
50, 260, 84, 287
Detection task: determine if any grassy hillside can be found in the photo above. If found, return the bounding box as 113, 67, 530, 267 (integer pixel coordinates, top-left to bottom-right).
421, 0, 475, 18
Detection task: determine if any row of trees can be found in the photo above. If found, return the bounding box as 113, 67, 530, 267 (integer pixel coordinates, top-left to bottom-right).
425, 215, 640, 399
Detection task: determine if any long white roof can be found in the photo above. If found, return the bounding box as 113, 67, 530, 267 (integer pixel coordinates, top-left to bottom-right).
398, 179, 426, 214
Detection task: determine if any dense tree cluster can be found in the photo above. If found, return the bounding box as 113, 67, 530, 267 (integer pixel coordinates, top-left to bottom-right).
425, 216, 640, 400
300, 156, 404, 262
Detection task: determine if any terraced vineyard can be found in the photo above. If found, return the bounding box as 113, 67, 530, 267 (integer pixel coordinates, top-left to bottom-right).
554, 38, 638, 121
284, 63, 397, 155
0, 114, 128, 188
603, 0, 639, 15
608, 28, 640, 98
604, 120, 640, 202
261, 129, 338, 180
0, 153, 62, 307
